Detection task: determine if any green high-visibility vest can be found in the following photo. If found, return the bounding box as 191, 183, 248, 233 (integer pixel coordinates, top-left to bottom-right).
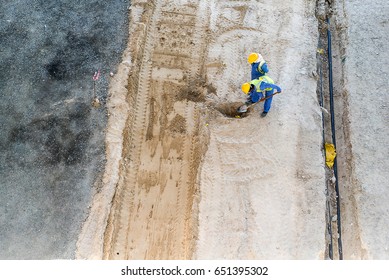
251, 76, 274, 92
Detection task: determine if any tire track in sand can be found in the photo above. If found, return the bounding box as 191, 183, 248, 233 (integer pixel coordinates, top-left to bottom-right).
103, 0, 210, 260
103, 0, 164, 260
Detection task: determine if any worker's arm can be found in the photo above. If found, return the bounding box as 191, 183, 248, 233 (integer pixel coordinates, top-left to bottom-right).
261, 63, 269, 73
260, 82, 281, 93
248, 92, 261, 103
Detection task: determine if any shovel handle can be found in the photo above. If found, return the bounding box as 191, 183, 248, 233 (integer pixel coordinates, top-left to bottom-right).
237, 91, 281, 113
258, 91, 280, 102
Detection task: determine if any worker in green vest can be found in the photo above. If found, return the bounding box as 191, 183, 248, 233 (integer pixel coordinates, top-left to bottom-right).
241, 76, 281, 117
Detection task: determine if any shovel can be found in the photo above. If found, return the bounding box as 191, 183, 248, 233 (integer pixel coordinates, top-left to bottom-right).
237, 91, 281, 113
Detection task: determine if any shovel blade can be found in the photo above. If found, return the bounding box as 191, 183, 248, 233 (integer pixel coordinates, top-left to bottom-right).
237, 104, 248, 113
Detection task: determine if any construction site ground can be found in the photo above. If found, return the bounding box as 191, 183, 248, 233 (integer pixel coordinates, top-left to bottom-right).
1, 0, 388, 260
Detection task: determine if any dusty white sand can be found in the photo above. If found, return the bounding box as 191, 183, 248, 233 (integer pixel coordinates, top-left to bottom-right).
195, 0, 326, 259
340, 0, 389, 259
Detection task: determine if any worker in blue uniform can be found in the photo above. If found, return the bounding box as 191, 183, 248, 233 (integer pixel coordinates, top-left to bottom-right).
241, 75, 281, 117
248, 52, 269, 80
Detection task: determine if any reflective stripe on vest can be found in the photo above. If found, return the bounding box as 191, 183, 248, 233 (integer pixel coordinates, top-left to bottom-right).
251, 76, 274, 92
258, 61, 265, 74
259, 75, 274, 84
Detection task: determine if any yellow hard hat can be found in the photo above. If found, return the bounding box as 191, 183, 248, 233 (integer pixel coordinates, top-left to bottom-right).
248, 52, 259, 64
241, 83, 251, 94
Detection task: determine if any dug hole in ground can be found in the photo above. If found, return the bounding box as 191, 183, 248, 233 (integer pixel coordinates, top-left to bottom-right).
76, 0, 389, 260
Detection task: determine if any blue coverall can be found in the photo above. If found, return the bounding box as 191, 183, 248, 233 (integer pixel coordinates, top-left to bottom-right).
246, 78, 281, 113
251, 61, 269, 80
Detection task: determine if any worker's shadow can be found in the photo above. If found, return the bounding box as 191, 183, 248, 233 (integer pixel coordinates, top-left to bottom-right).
215, 102, 251, 118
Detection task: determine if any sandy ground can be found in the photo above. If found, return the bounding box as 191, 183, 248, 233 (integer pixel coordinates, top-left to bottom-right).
76, 0, 327, 260
336, 0, 389, 259
76, 0, 389, 260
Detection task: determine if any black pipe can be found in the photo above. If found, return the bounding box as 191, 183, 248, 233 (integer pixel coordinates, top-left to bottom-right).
326, 17, 343, 260
318, 42, 333, 259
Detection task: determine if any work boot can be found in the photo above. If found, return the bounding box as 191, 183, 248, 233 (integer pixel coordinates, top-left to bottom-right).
261, 111, 268, 118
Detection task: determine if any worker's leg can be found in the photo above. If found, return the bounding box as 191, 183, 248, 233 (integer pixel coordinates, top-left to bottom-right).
263, 90, 273, 112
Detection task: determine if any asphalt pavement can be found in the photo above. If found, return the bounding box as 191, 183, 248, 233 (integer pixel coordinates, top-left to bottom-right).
0, 1, 129, 259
